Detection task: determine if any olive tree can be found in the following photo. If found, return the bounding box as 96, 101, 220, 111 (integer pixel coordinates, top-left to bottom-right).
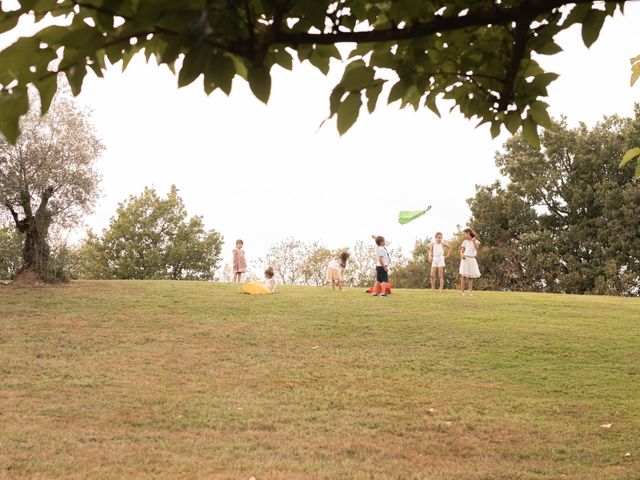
0, 95, 103, 280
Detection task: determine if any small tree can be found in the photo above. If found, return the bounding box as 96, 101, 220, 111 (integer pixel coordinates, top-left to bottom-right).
301, 242, 334, 286
76, 186, 223, 280
0, 95, 103, 281
264, 238, 306, 285
0, 223, 23, 280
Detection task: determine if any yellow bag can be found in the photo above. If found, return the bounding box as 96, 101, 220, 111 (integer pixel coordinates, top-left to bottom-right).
242, 280, 272, 295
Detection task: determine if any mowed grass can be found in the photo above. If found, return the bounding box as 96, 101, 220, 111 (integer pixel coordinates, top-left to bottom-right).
1, 282, 639, 480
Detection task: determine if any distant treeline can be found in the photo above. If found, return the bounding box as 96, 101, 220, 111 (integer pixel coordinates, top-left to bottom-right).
1, 109, 639, 295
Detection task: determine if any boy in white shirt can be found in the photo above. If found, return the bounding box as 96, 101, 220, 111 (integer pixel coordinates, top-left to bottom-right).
371, 234, 390, 297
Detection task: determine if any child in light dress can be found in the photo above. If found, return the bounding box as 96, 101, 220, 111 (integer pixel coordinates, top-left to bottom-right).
326, 251, 350, 291
232, 239, 247, 283
459, 228, 481, 296
429, 232, 452, 291
242, 267, 276, 295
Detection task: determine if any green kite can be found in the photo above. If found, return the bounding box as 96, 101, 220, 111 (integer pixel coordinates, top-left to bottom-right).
398, 206, 432, 225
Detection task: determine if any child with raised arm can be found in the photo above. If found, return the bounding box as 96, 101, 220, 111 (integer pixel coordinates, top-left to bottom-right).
326, 251, 350, 291
459, 228, 481, 296
371, 234, 390, 297
232, 239, 247, 283
429, 232, 452, 291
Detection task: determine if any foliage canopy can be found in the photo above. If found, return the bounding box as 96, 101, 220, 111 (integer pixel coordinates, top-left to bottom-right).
76, 185, 223, 280
0, 0, 628, 144
468, 109, 640, 295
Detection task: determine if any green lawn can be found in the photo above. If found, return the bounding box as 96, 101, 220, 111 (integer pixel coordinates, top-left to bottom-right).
1, 281, 639, 479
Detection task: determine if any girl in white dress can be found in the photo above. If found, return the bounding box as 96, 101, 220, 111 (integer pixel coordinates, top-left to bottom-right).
459, 228, 481, 296
429, 232, 452, 291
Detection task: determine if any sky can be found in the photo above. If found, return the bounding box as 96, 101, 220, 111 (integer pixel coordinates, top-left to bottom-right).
2, 3, 640, 274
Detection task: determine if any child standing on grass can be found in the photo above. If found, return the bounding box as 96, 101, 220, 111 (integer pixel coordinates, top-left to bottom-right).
459, 228, 481, 296
429, 232, 452, 292
371, 234, 390, 297
326, 251, 350, 291
232, 239, 247, 283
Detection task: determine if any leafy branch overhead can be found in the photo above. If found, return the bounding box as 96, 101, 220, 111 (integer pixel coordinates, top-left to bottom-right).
0, 0, 628, 143
622, 54, 640, 178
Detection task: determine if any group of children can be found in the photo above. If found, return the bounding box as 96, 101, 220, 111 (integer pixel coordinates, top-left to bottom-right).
233, 240, 276, 295
233, 228, 481, 296
427, 228, 481, 296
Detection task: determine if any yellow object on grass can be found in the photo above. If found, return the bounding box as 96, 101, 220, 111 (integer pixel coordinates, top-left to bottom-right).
242, 280, 273, 295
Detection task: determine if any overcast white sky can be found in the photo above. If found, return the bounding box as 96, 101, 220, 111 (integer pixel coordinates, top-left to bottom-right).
3, 4, 640, 272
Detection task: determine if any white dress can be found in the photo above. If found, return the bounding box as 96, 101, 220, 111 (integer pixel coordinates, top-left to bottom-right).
459, 239, 481, 278
263, 277, 276, 292
326, 258, 343, 282
431, 242, 445, 268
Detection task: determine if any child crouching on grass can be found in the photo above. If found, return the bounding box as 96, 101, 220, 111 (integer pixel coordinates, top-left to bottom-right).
242, 267, 277, 295
326, 251, 350, 291
459, 228, 481, 296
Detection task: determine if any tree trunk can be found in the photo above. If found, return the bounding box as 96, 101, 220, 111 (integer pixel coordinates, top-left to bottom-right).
22, 218, 51, 278
10, 186, 54, 281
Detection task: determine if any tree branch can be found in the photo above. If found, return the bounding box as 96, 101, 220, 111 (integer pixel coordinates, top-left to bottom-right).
273, 0, 617, 46
498, 19, 530, 111
4, 202, 22, 228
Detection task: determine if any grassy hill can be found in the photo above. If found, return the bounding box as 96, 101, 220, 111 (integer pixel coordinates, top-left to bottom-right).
1, 281, 639, 479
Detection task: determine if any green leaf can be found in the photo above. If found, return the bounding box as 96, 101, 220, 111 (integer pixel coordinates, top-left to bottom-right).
121, 48, 137, 72
65, 64, 88, 96
581, 9, 607, 48
248, 66, 271, 104
297, 44, 313, 62
631, 55, 640, 66
94, 11, 114, 31
535, 41, 562, 56
272, 48, 293, 71
387, 79, 408, 104
490, 121, 500, 139
0, 36, 40, 83
504, 111, 521, 135
522, 117, 540, 149
348, 43, 374, 59
424, 93, 440, 118
340, 62, 374, 91
0, 87, 29, 143
104, 44, 124, 65
204, 52, 235, 95
522, 60, 545, 78
34, 74, 58, 115
329, 86, 345, 116
178, 47, 208, 87
308, 51, 330, 75
620, 147, 640, 167
636, 162, 640, 180
315, 44, 341, 60
563, 3, 591, 27
631, 64, 640, 87
0, 12, 19, 34
337, 92, 362, 135
365, 81, 383, 114
230, 55, 248, 80
157, 38, 181, 66
528, 101, 553, 129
